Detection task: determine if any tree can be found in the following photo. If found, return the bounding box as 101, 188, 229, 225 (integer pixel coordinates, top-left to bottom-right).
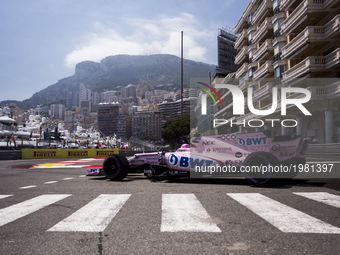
161, 114, 197, 148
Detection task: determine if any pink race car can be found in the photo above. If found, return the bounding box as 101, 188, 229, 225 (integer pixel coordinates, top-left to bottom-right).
87, 131, 310, 185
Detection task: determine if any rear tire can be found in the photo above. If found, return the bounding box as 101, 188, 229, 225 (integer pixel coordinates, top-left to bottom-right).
243, 152, 279, 186
103, 154, 129, 181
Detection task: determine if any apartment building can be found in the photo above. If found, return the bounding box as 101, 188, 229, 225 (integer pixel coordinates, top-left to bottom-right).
131, 111, 161, 140
50, 104, 65, 120
158, 89, 197, 125
97, 103, 131, 138
216, 0, 340, 143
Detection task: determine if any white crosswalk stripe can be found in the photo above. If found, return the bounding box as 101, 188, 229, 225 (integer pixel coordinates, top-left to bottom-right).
294, 192, 340, 209
227, 193, 340, 234
0, 194, 71, 227
0, 195, 12, 200
161, 194, 221, 232
0, 192, 339, 234
48, 194, 131, 232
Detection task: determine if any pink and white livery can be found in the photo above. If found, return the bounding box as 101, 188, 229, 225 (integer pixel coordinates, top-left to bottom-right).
87, 131, 310, 185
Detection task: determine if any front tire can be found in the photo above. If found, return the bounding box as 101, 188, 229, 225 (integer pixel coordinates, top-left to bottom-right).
103, 154, 129, 181
243, 152, 279, 186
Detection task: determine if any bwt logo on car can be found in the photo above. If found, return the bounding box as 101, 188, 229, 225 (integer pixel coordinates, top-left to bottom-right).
198, 82, 312, 128
168, 154, 216, 168
237, 137, 267, 146
168, 154, 179, 166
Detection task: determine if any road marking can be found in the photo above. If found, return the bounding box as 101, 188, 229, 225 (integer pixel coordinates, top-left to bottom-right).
48, 194, 131, 232
19, 185, 37, 189
78, 175, 86, 178
63, 178, 74, 180
33, 165, 90, 169
294, 192, 340, 209
161, 194, 221, 232
0, 195, 12, 200
0, 194, 71, 227
44, 181, 58, 184
227, 193, 340, 234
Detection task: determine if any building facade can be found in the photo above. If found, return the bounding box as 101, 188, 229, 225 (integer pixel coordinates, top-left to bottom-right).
97, 103, 131, 138
131, 111, 161, 140
217, 27, 239, 75
158, 89, 197, 125
216, 0, 340, 143
50, 104, 65, 120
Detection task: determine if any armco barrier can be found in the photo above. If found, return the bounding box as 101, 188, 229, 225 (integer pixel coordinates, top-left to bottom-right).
0, 150, 22, 160
306, 143, 340, 155
119, 150, 144, 157
21, 148, 119, 159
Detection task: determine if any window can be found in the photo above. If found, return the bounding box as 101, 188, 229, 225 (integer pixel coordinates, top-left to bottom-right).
273, 0, 280, 9
273, 0, 281, 15
248, 13, 254, 26
273, 19, 283, 37
248, 31, 255, 45
274, 42, 284, 61
249, 49, 255, 60
248, 67, 257, 79
275, 66, 285, 78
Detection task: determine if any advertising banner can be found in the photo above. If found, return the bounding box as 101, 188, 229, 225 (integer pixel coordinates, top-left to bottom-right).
22, 149, 119, 159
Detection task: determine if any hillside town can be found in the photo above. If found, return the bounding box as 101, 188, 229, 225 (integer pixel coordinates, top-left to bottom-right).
0, 82, 198, 150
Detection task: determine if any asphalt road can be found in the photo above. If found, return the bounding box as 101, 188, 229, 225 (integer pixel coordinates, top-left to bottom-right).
0, 156, 339, 255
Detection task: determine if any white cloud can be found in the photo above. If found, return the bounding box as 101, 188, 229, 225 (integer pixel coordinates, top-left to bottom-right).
64, 13, 214, 68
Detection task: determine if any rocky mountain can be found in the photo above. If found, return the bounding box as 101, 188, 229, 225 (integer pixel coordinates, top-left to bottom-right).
1, 54, 216, 110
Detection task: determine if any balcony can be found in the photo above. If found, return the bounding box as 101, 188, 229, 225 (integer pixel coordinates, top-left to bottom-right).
327, 81, 340, 100
282, 56, 326, 81
281, 26, 325, 59
235, 46, 249, 65
286, 86, 328, 101
281, 0, 299, 10
281, 0, 330, 34
253, 60, 274, 80
325, 48, 340, 70
214, 101, 234, 119
252, 0, 273, 25
235, 29, 248, 49
235, 63, 249, 79
253, 82, 273, 101
253, 39, 274, 63
324, 14, 340, 39
252, 17, 274, 44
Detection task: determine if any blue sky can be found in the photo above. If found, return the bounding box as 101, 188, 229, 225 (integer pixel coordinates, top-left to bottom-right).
0, 0, 249, 102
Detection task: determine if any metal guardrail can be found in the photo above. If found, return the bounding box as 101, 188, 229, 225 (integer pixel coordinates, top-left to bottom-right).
0, 150, 22, 160
306, 143, 340, 154
119, 150, 144, 157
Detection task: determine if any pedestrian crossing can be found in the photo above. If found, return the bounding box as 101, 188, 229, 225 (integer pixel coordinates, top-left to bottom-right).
48, 194, 131, 232
0, 192, 339, 234
161, 194, 222, 232
228, 193, 340, 234
0, 195, 71, 228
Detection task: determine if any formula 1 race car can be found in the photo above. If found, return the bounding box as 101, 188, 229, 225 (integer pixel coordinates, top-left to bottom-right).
87, 131, 310, 185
